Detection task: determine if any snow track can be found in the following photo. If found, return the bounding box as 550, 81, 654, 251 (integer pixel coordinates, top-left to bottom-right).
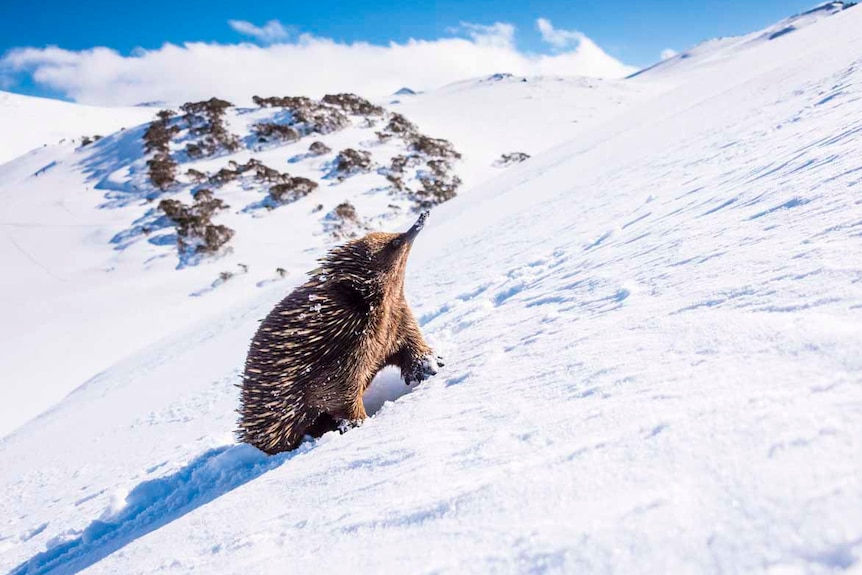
8, 446, 289, 575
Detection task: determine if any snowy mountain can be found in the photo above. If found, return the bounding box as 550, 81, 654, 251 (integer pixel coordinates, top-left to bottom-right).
0, 91, 154, 165
2, 4, 862, 574
631, 1, 857, 79
0, 77, 653, 439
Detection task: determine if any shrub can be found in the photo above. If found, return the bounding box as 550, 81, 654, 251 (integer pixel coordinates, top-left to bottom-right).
147, 153, 178, 191
413, 175, 461, 210
229, 158, 262, 173
204, 158, 294, 187
334, 201, 358, 221
333, 148, 373, 178
251, 95, 349, 134
156, 109, 176, 122
388, 154, 422, 174
325, 201, 363, 239
386, 173, 406, 191
409, 135, 461, 160
142, 110, 181, 191
201, 225, 235, 254
180, 98, 232, 129
254, 163, 287, 183
269, 177, 319, 205
376, 113, 419, 141
158, 189, 234, 257
143, 110, 179, 154
179, 98, 240, 157
381, 154, 418, 192
322, 93, 385, 116
412, 159, 461, 210
252, 95, 304, 108
186, 168, 208, 183
185, 142, 203, 159
308, 141, 332, 156
252, 123, 301, 143
209, 167, 239, 184
494, 152, 531, 167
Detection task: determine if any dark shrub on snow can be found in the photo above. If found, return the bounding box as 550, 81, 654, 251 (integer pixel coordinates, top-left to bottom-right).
180, 98, 240, 157
158, 189, 234, 257
409, 135, 461, 160
333, 148, 373, 178
142, 109, 181, 191
376, 113, 419, 142
308, 141, 332, 156
252, 95, 349, 134
252, 123, 301, 143
322, 93, 385, 116
269, 177, 319, 206
494, 152, 531, 167
325, 201, 364, 239
412, 159, 462, 210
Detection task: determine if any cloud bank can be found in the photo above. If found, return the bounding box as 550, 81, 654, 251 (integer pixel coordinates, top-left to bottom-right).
0, 19, 637, 106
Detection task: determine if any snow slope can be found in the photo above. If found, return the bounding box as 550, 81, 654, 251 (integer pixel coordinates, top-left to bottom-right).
2, 4, 862, 574
0, 91, 154, 165
0, 76, 652, 438
631, 1, 856, 80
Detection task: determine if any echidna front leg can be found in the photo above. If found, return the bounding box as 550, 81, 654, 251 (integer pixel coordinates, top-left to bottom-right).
395, 314, 444, 386
319, 377, 369, 428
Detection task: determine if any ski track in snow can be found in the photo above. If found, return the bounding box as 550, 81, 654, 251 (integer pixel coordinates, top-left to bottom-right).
2, 6, 862, 575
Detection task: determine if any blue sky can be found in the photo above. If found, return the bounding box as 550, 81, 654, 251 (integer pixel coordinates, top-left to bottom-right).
0, 0, 820, 104
0, 0, 817, 62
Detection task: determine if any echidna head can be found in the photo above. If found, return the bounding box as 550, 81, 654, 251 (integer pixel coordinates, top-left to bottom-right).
359, 211, 429, 294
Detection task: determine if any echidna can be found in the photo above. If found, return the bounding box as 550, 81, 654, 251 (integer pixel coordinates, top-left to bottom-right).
238, 212, 442, 454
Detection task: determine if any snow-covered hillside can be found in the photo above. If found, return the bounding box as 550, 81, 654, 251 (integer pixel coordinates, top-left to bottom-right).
631, 1, 857, 79
0, 76, 653, 438
0, 91, 154, 165
2, 3, 861, 574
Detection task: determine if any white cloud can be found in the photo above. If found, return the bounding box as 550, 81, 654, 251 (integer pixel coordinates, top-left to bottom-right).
456, 22, 516, 48
228, 19, 289, 44
0, 23, 637, 107
661, 48, 678, 60
536, 18, 585, 49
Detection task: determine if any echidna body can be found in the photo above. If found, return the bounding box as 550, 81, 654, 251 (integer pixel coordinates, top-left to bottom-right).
238, 212, 441, 454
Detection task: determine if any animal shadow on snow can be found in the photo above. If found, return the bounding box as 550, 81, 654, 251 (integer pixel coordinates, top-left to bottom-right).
10, 444, 295, 575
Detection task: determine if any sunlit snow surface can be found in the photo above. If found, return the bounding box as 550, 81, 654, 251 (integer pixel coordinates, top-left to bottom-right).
0, 91, 154, 165
1, 5, 862, 574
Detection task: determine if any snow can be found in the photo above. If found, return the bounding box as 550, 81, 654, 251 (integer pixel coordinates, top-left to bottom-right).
0, 91, 154, 165
2, 4, 862, 574
630, 1, 856, 81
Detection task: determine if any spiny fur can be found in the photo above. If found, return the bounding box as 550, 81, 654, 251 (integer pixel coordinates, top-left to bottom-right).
238, 215, 436, 454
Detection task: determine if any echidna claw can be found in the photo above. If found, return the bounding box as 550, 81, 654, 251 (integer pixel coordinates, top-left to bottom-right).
405, 353, 444, 386
337, 419, 364, 434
